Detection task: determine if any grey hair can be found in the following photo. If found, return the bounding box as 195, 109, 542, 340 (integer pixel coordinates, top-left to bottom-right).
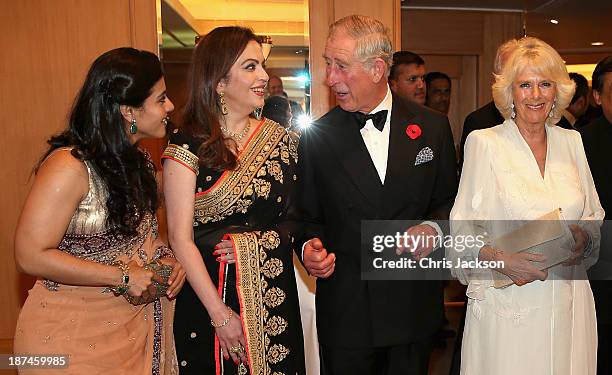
492, 37, 575, 127
328, 15, 393, 76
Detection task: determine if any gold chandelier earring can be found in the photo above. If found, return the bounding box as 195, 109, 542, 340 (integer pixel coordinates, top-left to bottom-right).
219, 92, 229, 115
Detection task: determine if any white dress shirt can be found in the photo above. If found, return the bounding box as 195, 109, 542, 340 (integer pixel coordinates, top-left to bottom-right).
360, 86, 393, 183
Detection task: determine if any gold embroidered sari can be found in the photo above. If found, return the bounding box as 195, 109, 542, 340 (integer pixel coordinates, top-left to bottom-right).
163, 118, 305, 375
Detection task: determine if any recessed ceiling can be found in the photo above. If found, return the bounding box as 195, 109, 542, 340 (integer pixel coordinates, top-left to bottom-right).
161, 0, 308, 48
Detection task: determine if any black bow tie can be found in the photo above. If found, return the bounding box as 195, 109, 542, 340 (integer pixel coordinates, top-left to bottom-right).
354, 110, 388, 131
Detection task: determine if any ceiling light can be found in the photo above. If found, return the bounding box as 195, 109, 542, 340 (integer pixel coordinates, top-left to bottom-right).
550, 19, 559, 24
591, 42, 604, 46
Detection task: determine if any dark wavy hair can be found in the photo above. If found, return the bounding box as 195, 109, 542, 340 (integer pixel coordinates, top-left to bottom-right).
263, 96, 291, 128
182, 26, 260, 171
39, 47, 163, 235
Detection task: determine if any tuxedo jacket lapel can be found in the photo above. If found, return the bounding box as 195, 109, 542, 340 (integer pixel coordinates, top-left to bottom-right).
381, 97, 422, 217
330, 110, 383, 209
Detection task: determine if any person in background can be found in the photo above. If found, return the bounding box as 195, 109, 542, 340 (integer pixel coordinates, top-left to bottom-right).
389, 51, 427, 105
263, 94, 292, 128
13, 47, 184, 374
267, 74, 305, 128
459, 39, 519, 169
162, 26, 305, 375
425, 71, 452, 115
579, 55, 612, 375
267, 75, 285, 97
558, 72, 590, 129
450, 36, 602, 375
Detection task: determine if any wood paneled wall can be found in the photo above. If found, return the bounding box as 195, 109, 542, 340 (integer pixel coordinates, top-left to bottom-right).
402, 9, 523, 107
308, 0, 402, 118
420, 55, 478, 148
0, 0, 159, 352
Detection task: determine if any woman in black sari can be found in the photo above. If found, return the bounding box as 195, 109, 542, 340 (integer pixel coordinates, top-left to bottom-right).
162, 26, 305, 375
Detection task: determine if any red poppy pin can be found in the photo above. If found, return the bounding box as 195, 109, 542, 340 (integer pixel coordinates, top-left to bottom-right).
406, 124, 422, 139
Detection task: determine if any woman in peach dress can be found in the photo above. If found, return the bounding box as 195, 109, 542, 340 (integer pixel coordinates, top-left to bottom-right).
13, 48, 185, 374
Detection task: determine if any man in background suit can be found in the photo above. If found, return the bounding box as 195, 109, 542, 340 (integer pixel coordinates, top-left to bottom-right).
458, 39, 518, 169
298, 15, 457, 375
425, 71, 452, 115
557, 72, 590, 129
580, 55, 612, 375
389, 51, 427, 105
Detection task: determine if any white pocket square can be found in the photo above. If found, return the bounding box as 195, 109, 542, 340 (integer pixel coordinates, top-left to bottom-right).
415, 147, 434, 166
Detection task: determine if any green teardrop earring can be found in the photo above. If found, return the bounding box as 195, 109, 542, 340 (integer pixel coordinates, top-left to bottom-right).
129, 118, 138, 134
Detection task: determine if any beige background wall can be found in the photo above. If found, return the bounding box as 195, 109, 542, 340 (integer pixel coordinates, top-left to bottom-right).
0, 0, 160, 356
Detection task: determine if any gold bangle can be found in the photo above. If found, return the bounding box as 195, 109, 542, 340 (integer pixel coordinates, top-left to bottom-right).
211, 306, 233, 328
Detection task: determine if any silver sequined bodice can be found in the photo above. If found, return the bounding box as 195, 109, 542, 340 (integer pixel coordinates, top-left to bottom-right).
65, 160, 110, 234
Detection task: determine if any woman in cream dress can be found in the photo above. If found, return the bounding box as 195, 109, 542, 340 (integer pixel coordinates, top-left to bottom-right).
450, 37, 604, 375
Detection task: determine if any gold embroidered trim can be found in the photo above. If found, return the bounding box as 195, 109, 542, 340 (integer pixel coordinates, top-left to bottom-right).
230, 229, 288, 374
265, 316, 288, 336
261, 258, 283, 279
265, 160, 283, 183
264, 287, 286, 308
267, 344, 290, 364
260, 230, 281, 250
162, 144, 199, 175
231, 231, 266, 374
193, 119, 287, 223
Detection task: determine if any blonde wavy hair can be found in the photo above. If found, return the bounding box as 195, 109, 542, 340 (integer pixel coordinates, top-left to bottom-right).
328, 15, 393, 76
492, 37, 575, 126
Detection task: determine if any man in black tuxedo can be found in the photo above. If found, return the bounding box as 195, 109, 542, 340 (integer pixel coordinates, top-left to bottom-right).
298, 15, 457, 375
580, 55, 612, 375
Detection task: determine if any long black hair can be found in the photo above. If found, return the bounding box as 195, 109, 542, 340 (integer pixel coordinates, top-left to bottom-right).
39, 47, 163, 235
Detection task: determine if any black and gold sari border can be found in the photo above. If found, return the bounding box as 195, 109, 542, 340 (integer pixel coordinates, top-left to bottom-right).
161, 144, 199, 175
193, 119, 287, 222
226, 231, 267, 375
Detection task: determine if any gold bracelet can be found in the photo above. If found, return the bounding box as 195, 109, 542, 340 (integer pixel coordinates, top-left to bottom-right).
110, 260, 130, 295
210, 306, 233, 328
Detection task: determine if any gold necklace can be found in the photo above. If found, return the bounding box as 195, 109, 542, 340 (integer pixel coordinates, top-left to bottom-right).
221, 120, 251, 142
